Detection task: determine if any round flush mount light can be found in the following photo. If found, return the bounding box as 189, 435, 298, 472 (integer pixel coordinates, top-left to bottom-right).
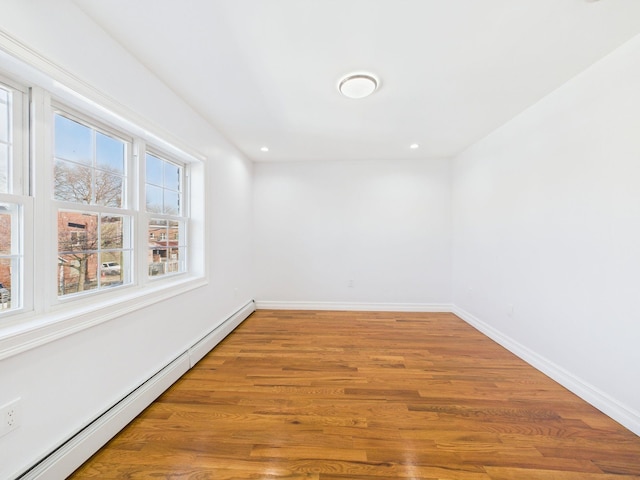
260, 146, 269, 152
338, 73, 379, 99
410, 143, 419, 150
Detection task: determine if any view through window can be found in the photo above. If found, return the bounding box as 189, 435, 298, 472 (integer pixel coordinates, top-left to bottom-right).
146, 153, 186, 277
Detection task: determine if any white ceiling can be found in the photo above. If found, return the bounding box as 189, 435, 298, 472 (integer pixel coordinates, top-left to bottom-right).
73, 0, 640, 162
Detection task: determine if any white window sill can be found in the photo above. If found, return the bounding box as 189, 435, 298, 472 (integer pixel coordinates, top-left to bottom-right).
0, 275, 207, 361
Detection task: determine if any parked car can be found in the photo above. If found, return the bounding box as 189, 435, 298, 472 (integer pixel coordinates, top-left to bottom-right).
101, 262, 121, 275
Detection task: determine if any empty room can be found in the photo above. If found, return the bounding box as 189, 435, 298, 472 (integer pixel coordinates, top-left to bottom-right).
1, 1, 640, 479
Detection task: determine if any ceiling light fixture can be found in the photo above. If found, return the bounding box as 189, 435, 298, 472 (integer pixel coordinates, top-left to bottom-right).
410, 143, 419, 149
338, 73, 379, 99
260, 146, 269, 152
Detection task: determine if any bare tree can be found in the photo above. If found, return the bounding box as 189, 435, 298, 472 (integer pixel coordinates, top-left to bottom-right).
54, 162, 122, 207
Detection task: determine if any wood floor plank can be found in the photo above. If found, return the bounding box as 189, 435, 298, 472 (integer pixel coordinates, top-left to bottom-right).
69, 310, 640, 479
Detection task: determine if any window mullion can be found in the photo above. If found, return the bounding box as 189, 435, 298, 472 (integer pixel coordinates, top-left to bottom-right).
134, 139, 146, 286
30, 86, 53, 312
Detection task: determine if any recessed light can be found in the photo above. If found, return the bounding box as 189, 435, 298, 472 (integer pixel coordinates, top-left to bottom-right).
260, 146, 269, 152
338, 73, 379, 99
410, 143, 419, 149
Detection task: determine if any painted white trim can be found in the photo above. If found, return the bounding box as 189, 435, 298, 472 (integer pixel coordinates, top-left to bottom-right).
452, 306, 640, 437
255, 301, 453, 312
0, 276, 208, 361
16, 300, 256, 480
18, 353, 191, 480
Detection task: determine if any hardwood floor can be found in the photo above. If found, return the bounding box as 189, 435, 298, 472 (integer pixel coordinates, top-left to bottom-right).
70, 310, 640, 479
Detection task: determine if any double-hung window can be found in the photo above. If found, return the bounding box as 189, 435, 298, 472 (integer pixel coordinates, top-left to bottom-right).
0, 77, 29, 315
145, 152, 187, 277
0, 53, 204, 345
53, 110, 133, 297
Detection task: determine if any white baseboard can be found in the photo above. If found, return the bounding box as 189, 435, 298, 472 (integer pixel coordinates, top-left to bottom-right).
19, 300, 256, 480
255, 300, 453, 312
452, 306, 640, 437
19, 354, 190, 480
189, 301, 256, 367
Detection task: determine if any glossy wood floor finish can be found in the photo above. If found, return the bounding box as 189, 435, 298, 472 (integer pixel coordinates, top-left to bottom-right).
70, 310, 640, 479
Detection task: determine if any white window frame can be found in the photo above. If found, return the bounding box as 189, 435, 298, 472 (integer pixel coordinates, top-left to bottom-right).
142, 147, 189, 280
49, 104, 136, 303
0, 75, 32, 319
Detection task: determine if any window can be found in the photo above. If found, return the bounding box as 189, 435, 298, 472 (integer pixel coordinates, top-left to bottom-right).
0, 52, 204, 346
53, 111, 133, 297
0, 78, 28, 315
146, 153, 187, 277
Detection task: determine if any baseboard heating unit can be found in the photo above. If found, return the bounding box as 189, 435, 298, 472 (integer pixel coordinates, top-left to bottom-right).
16, 300, 256, 480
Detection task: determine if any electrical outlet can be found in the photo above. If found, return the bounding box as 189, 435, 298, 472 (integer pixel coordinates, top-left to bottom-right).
0, 398, 20, 437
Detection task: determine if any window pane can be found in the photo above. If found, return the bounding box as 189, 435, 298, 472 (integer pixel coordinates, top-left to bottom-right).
0, 94, 8, 144
96, 132, 125, 173
164, 161, 180, 191
0, 209, 11, 255
168, 220, 180, 244
148, 218, 178, 277
0, 203, 20, 312
54, 114, 92, 165
147, 218, 185, 277
100, 251, 123, 286
0, 84, 9, 194
167, 247, 182, 273
0, 145, 8, 194
58, 211, 98, 253
95, 171, 123, 207
148, 219, 167, 245
148, 248, 166, 276
58, 253, 98, 295
164, 190, 180, 215
0, 258, 13, 310
146, 154, 163, 187
101, 215, 124, 249
146, 184, 163, 213
54, 160, 93, 204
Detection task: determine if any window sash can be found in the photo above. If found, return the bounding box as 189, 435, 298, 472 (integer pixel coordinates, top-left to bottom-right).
56, 206, 134, 297
0, 77, 28, 196
52, 108, 132, 209
0, 76, 29, 318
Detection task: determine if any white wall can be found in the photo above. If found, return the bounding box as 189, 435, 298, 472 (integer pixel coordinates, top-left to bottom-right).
452, 33, 640, 433
253, 158, 452, 309
0, 1, 254, 478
